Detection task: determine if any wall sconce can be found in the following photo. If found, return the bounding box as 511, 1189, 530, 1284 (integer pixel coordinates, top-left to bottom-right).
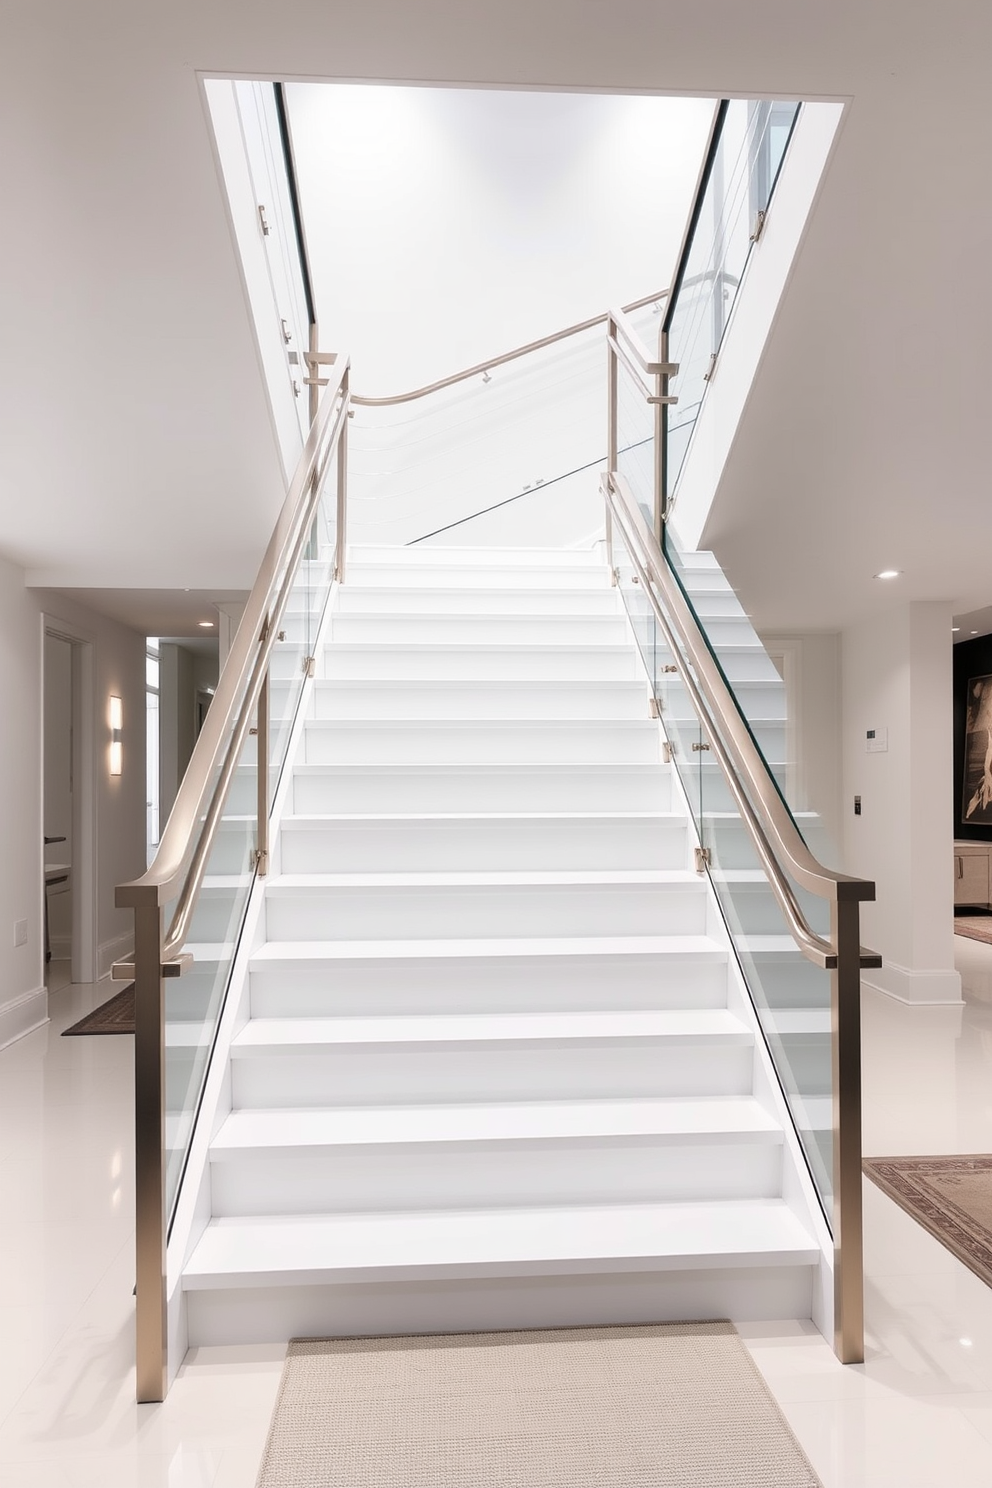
109, 695, 123, 776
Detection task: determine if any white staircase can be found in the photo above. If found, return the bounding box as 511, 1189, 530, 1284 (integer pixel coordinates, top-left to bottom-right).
178, 545, 827, 1347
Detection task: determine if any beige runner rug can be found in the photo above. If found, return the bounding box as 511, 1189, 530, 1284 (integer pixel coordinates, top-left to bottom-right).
256, 1320, 821, 1487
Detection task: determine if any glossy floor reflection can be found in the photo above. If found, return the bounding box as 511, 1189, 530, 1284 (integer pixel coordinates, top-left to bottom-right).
744, 937, 992, 1487
4, 946, 992, 1485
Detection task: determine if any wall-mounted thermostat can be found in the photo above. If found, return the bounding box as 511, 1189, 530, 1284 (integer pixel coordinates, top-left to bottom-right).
866, 728, 888, 753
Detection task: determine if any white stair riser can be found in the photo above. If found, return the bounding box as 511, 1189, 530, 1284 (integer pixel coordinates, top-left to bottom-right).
335, 588, 621, 616
210, 1138, 784, 1217
771, 1035, 831, 1096
249, 952, 729, 1018
187, 889, 246, 946
742, 954, 830, 1009
714, 881, 828, 937
263, 882, 709, 943
661, 685, 786, 721
292, 767, 672, 815
330, 615, 629, 645
685, 594, 751, 619
230, 1040, 753, 1108
320, 647, 640, 682
346, 564, 606, 591
664, 718, 786, 762
349, 553, 600, 574
299, 680, 650, 723
185, 1266, 815, 1348
302, 721, 661, 766
278, 818, 687, 874
689, 770, 787, 814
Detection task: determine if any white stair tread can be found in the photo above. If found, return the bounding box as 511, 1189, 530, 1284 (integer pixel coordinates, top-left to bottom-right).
734, 934, 815, 955
231, 1009, 753, 1055
322, 643, 633, 655
183, 1200, 818, 1287
250, 933, 728, 965
266, 869, 702, 891
280, 811, 681, 827
185, 941, 235, 963
307, 678, 644, 693
212, 1097, 782, 1153
303, 718, 656, 731
292, 762, 665, 777
336, 587, 616, 601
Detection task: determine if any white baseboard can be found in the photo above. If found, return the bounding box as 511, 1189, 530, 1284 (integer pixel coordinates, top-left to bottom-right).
863, 960, 963, 1005
0, 985, 48, 1050
98, 932, 134, 982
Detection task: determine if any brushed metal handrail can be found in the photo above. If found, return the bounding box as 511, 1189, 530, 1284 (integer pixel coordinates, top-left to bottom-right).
605, 471, 881, 969
117, 358, 350, 919
351, 289, 668, 408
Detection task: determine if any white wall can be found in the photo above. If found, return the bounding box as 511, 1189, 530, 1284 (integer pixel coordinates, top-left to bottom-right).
0, 551, 148, 1049
760, 630, 843, 865
284, 85, 712, 547
841, 602, 960, 1005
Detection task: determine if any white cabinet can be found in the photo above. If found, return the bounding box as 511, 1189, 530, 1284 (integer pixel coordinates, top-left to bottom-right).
954, 842, 991, 908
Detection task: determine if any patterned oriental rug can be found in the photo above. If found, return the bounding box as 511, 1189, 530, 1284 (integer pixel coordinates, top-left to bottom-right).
256, 1322, 822, 1488
864, 1155, 992, 1288
954, 919, 992, 947
62, 983, 135, 1036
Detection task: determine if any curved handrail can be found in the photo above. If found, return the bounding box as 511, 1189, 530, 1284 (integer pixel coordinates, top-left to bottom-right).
351, 289, 667, 408
606, 470, 881, 971
117, 357, 350, 923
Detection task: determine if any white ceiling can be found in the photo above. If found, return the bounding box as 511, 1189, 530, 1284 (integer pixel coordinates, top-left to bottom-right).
1, 1, 990, 634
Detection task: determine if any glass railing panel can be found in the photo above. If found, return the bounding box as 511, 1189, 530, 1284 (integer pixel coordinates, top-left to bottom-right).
612, 506, 833, 1224
612, 521, 704, 834
665, 99, 800, 499
166, 817, 255, 1216
161, 423, 343, 1230
269, 453, 339, 799
350, 324, 607, 549
616, 357, 655, 530
697, 779, 833, 1218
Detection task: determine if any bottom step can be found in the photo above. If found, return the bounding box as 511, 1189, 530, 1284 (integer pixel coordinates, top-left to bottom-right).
182, 1201, 818, 1345
182, 1201, 817, 1346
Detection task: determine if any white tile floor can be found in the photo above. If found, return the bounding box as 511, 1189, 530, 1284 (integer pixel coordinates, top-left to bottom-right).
3, 945, 992, 1486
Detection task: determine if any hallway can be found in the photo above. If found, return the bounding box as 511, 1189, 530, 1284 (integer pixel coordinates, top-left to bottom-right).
3, 949, 992, 1485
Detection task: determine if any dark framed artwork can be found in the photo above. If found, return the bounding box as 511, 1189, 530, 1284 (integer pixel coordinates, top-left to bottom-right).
962, 672, 992, 827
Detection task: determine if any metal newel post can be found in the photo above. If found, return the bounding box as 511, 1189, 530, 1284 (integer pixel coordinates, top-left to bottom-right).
134, 898, 167, 1403
336, 365, 349, 584
831, 895, 865, 1364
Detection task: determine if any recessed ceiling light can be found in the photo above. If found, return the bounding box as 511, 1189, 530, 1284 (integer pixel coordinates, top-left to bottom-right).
961, 1338, 974, 1348
198, 620, 214, 628
952, 627, 961, 632
874, 569, 902, 580
972, 631, 979, 635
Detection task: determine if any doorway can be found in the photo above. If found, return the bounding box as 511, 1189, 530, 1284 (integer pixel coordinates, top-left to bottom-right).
42, 622, 96, 987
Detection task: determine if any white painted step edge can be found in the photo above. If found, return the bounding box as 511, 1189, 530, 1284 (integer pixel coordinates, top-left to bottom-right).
183, 1200, 819, 1288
